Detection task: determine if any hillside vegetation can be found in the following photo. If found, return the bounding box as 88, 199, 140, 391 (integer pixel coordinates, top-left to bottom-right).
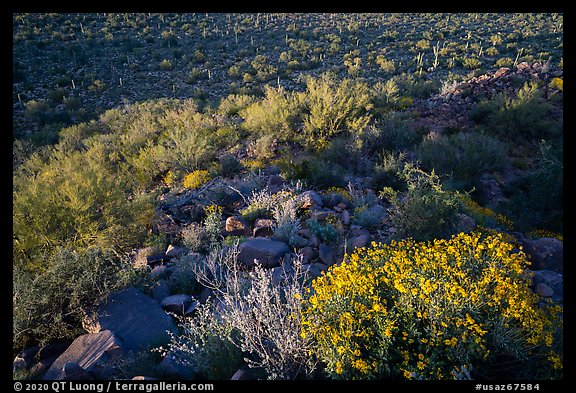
13, 13, 563, 381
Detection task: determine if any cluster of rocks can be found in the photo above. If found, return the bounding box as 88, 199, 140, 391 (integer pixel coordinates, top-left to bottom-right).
410, 61, 563, 135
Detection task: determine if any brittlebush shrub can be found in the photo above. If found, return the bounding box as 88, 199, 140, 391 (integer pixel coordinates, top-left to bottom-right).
183, 170, 212, 190
301, 231, 562, 380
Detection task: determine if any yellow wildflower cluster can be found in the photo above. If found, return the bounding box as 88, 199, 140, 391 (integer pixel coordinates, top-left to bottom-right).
301, 231, 562, 380
183, 169, 212, 190
527, 228, 563, 241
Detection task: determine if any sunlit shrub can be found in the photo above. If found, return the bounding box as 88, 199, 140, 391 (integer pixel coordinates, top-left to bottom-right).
183, 170, 212, 190
302, 231, 563, 380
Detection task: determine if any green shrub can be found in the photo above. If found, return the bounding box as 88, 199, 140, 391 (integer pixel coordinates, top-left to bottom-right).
278, 157, 346, 189
159, 304, 244, 380
301, 73, 373, 149
381, 164, 463, 241
13, 246, 146, 353
217, 154, 243, 178
417, 131, 508, 189
470, 82, 561, 142
240, 86, 301, 141
302, 231, 563, 380
306, 218, 341, 245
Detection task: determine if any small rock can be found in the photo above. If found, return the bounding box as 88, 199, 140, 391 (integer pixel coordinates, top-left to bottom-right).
337, 202, 348, 210
521, 237, 563, 273
341, 210, 350, 225
493, 67, 510, 78
319, 243, 335, 266
225, 216, 250, 236
253, 218, 275, 237
299, 190, 323, 209
348, 234, 370, 251
301, 263, 327, 279
13, 357, 27, 373
159, 354, 198, 379
535, 283, 554, 297
132, 376, 159, 380
150, 265, 168, 279
333, 205, 343, 213
456, 213, 476, 233
299, 246, 316, 264
161, 294, 193, 315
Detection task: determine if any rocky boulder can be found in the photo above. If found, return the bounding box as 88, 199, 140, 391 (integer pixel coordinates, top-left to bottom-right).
42, 330, 122, 380
96, 287, 178, 352
225, 216, 250, 236
298, 190, 323, 209
521, 237, 563, 273
237, 238, 290, 268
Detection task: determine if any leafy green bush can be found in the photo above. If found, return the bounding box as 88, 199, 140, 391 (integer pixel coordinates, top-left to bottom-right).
381, 164, 463, 241
417, 131, 508, 189
306, 218, 341, 246
470, 82, 561, 142
278, 157, 346, 189
301, 73, 373, 149
302, 231, 563, 380
240, 85, 301, 141
13, 246, 146, 353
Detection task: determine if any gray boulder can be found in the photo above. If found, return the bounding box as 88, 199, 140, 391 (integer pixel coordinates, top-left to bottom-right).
42, 330, 122, 380
298, 190, 323, 209
237, 238, 290, 268
319, 243, 335, 266
521, 237, 563, 273
97, 288, 178, 352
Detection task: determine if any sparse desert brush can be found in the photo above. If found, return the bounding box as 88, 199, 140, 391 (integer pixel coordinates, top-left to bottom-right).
301, 231, 563, 380
183, 169, 212, 190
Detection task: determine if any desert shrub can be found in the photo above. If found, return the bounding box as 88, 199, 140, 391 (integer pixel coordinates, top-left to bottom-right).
159, 304, 244, 380
272, 197, 307, 248
463, 57, 482, 69
498, 139, 563, 233
248, 134, 278, 163
13, 246, 146, 353
278, 157, 346, 189
302, 231, 563, 380
417, 131, 508, 189
239, 85, 301, 141
183, 170, 212, 190
301, 73, 373, 149
358, 112, 420, 154
240, 189, 289, 224
352, 205, 387, 229
217, 154, 243, 178
181, 223, 208, 254
470, 82, 561, 142
179, 248, 317, 379
217, 94, 256, 116
159, 59, 173, 71
13, 145, 155, 270
306, 217, 341, 246
381, 164, 463, 241
203, 205, 224, 250
371, 150, 407, 191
